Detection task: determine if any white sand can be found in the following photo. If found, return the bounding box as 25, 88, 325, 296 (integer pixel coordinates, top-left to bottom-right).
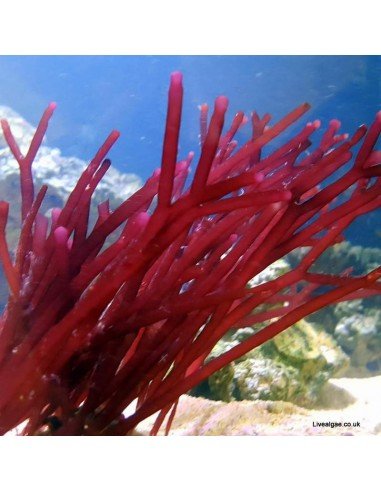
305, 375, 381, 435
135, 375, 381, 436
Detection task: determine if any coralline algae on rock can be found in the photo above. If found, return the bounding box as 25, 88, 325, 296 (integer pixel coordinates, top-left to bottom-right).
199, 319, 349, 407
334, 312, 381, 370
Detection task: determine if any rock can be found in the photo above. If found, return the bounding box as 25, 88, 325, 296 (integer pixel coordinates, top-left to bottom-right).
195, 319, 349, 407
207, 363, 236, 402
289, 241, 381, 374
248, 258, 290, 287
334, 312, 381, 373
289, 241, 381, 279
233, 356, 301, 402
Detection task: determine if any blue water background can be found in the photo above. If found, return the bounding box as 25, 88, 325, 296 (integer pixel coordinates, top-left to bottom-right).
0, 55, 380, 245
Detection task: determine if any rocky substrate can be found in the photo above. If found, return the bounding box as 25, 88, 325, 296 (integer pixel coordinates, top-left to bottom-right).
134, 375, 381, 436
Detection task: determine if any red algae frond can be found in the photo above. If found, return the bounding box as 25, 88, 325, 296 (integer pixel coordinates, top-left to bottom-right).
0, 74, 380, 435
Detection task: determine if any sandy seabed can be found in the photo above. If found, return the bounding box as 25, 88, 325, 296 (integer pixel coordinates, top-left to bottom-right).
5, 375, 381, 436
135, 375, 381, 436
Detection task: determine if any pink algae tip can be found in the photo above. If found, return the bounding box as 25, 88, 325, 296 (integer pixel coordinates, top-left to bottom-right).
307, 120, 321, 129
329, 119, 341, 130
215, 95, 229, 112
54, 226, 69, 245
170, 71, 183, 86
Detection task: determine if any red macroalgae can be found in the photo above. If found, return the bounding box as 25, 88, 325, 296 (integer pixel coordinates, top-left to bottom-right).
0, 72, 380, 435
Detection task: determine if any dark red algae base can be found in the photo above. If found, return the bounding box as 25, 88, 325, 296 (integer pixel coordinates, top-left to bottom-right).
0, 72, 380, 435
